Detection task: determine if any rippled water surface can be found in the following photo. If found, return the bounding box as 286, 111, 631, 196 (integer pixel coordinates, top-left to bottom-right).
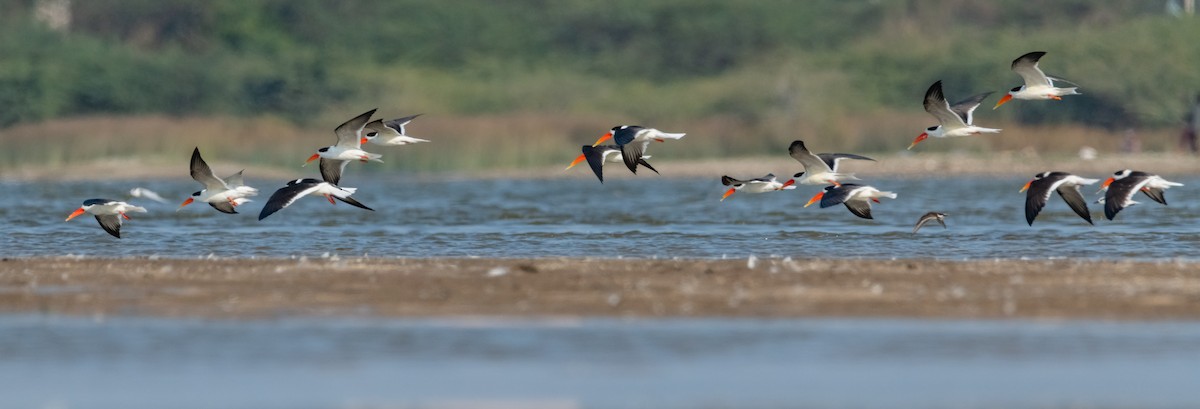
3, 175, 1198, 259
3, 315, 1200, 409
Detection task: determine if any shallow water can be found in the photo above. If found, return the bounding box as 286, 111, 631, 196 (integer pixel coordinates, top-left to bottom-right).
4, 175, 1198, 259
2, 315, 1199, 409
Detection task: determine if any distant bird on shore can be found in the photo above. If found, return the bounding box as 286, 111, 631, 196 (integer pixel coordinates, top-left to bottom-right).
591, 125, 685, 173
566, 145, 658, 183
994, 51, 1080, 109
66, 199, 147, 238
128, 187, 169, 204
1020, 172, 1098, 226
305, 109, 383, 185
179, 147, 258, 214
913, 212, 947, 233
804, 184, 896, 219
910, 80, 1000, 150
788, 140, 875, 186
1101, 170, 1183, 220
719, 174, 795, 201
363, 114, 430, 146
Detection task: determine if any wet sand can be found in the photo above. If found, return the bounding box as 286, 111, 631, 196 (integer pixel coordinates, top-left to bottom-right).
2, 257, 1198, 320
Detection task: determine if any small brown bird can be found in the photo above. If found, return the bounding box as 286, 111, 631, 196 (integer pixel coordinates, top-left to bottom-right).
912, 212, 946, 233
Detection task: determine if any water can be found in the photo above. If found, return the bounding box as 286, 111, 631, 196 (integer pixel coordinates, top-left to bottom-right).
3, 175, 1198, 259
1, 315, 1198, 409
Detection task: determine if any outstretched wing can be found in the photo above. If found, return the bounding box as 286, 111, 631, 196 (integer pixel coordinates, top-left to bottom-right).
94, 215, 122, 238
1011, 51, 1052, 88
923, 81, 967, 127
816, 153, 875, 172
1055, 184, 1094, 225
258, 179, 323, 221
384, 114, 422, 135
788, 140, 833, 173
189, 147, 230, 192
318, 158, 350, 186
842, 201, 874, 220
333, 109, 377, 149
949, 92, 993, 125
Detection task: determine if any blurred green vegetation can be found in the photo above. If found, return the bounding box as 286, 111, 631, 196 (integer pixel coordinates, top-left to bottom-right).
1, 0, 1198, 171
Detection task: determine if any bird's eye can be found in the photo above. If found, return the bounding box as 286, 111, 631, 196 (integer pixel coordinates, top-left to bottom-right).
926, 126, 937, 131
1010, 86, 1021, 92
793, 172, 805, 178
318, 147, 328, 152
367, 132, 377, 137
192, 191, 201, 196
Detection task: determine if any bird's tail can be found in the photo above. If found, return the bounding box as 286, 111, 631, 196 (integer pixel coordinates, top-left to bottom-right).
127, 205, 148, 213
976, 127, 1002, 134
653, 131, 686, 140
392, 136, 430, 145
1060, 87, 1081, 96
236, 186, 259, 196
878, 192, 898, 199
335, 187, 358, 197
231, 198, 253, 206
364, 152, 384, 162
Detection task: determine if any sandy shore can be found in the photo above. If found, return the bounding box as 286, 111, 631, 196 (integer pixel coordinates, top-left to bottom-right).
3, 152, 1198, 182
2, 257, 1198, 320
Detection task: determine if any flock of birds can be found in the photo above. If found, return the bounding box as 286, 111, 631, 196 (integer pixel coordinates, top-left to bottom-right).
65, 51, 1184, 238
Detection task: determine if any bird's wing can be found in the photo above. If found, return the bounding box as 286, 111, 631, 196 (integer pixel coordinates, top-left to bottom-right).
842, 200, 874, 220
721, 176, 745, 187
816, 153, 876, 172
923, 81, 967, 127
223, 170, 246, 188
1024, 174, 1065, 226
189, 148, 230, 191
581, 145, 608, 183
258, 179, 324, 220
94, 214, 122, 238
208, 201, 238, 214
620, 140, 646, 174
334, 195, 374, 211
788, 140, 833, 173
1104, 176, 1150, 220
949, 92, 993, 125
384, 114, 422, 135
333, 109, 378, 148
318, 158, 350, 186
1011, 51, 1052, 88
1055, 184, 1094, 225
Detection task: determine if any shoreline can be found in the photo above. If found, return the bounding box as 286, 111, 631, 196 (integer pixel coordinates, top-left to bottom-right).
3, 151, 1199, 182
3, 257, 1199, 321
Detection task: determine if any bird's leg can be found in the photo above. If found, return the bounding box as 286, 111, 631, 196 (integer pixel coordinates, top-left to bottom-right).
1050, 95, 1062, 100
227, 197, 239, 207
120, 212, 130, 220
872, 198, 881, 203
325, 194, 336, 205
827, 180, 842, 187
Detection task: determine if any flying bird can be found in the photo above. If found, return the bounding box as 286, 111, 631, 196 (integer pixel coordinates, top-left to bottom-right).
1020, 171, 1098, 226
913, 212, 947, 233
994, 51, 1081, 109
719, 174, 795, 201
788, 140, 875, 186
591, 125, 685, 174
804, 184, 897, 219
363, 114, 430, 146
1101, 170, 1183, 220
910, 80, 1001, 149
128, 187, 169, 204
258, 178, 374, 221
66, 199, 147, 238
179, 147, 259, 214
565, 145, 658, 183
305, 109, 383, 185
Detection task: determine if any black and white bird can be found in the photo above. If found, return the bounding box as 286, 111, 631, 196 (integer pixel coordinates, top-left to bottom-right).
788, 140, 875, 186
910, 80, 1000, 149
1020, 171, 1099, 226
719, 174, 795, 201
257, 178, 374, 221
994, 51, 1081, 109
590, 125, 685, 173
363, 114, 430, 146
1101, 170, 1183, 220
66, 199, 147, 238
565, 145, 658, 183
179, 147, 258, 214
804, 183, 896, 219
305, 109, 383, 185
913, 212, 947, 233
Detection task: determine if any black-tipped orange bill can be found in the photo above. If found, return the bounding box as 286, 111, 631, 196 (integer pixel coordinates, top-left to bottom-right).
908, 132, 928, 150
804, 192, 824, 208
591, 132, 613, 147
566, 154, 586, 170
65, 208, 86, 221
720, 188, 736, 201
1019, 180, 1032, 193
993, 94, 1013, 109
304, 153, 320, 166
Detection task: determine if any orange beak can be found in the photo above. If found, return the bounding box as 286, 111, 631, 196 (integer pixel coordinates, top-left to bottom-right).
303, 153, 320, 166
65, 207, 86, 222
591, 132, 613, 147
804, 192, 824, 208
360, 137, 369, 145
566, 154, 587, 170
993, 94, 1013, 110
1102, 177, 1114, 189
1019, 180, 1032, 193
779, 179, 796, 189
908, 133, 928, 150
720, 188, 736, 201
178, 197, 194, 209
